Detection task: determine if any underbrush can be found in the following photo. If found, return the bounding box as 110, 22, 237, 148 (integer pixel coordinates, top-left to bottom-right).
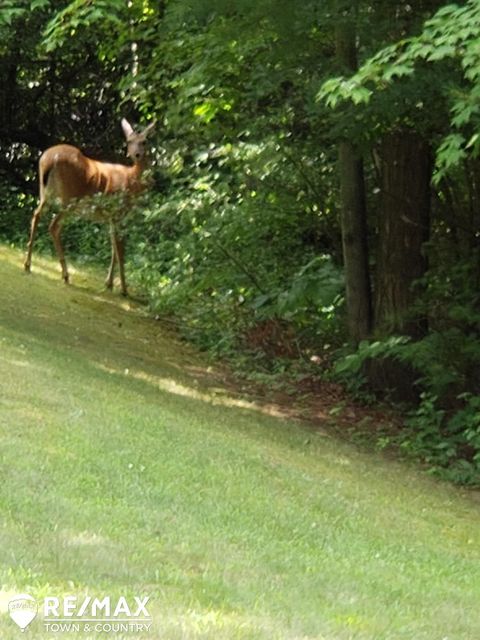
333, 255, 480, 485
128, 194, 345, 379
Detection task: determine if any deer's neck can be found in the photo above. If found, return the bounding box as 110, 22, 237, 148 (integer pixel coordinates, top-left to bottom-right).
127, 160, 148, 191
131, 159, 146, 177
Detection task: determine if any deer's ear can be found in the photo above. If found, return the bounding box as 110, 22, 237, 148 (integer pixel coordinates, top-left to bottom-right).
142, 121, 156, 137
121, 118, 135, 139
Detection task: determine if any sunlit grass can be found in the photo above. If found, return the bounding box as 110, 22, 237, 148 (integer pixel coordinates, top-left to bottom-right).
0, 245, 479, 639
96, 362, 286, 417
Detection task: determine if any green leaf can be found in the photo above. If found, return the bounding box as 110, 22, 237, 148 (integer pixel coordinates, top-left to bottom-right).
451, 101, 477, 127
31, 0, 49, 9
383, 63, 414, 81
427, 44, 456, 62
434, 133, 467, 183
465, 133, 479, 150
351, 86, 373, 105
0, 7, 26, 25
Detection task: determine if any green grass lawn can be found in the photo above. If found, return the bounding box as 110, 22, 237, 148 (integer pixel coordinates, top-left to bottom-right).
0, 245, 479, 639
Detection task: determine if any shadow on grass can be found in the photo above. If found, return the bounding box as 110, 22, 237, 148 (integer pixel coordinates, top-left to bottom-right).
0, 246, 298, 426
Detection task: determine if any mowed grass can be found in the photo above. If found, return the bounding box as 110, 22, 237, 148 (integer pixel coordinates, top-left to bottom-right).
0, 245, 479, 640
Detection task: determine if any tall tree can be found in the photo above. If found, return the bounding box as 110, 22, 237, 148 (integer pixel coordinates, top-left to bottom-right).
334, 3, 372, 344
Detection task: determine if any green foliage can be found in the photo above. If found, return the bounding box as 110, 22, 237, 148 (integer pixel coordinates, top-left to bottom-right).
403, 392, 480, 485
319, 0, 480, 180
266, 255, 344, 337
332, 249, 480, 483
106, 0, 345, 361
334, 336, 411, 377
41, 0, 129, 54
128, 140, 343, 358
0, 184, 36, 244
334, 333, 480, 483
0, 0, 28, 28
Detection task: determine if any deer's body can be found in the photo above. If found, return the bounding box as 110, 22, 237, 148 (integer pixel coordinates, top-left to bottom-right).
39, 145, 144, 199
24, 119, 154, 295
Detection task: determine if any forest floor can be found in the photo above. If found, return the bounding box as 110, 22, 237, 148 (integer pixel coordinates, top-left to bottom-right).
0, 245, 479, 640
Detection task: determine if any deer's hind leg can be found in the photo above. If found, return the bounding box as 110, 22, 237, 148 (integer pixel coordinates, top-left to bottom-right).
24, 199, 46, 273
49, 211, 69, 284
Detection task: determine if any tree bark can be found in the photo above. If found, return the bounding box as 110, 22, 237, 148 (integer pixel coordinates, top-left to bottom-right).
368, 131, 432, 401
335, 12, 372, 343
338, 142, 372, 342
375, 131, 432, 338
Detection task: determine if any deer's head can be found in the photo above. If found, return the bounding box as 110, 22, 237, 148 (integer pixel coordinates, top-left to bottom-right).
121, 118, 155, 165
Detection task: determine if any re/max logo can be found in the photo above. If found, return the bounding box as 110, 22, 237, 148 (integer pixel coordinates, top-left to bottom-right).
44, 596, 151, 620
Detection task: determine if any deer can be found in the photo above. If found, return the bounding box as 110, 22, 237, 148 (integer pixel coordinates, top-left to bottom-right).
24, 118, 155, 296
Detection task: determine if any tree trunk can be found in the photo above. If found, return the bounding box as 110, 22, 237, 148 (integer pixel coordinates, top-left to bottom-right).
338, 142, 372, 342
375, 131, 432, 337
335, 13, 372, 343
368, 131, 432, 401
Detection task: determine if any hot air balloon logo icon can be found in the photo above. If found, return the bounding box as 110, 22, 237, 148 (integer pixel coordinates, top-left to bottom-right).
8, 594, 37, 632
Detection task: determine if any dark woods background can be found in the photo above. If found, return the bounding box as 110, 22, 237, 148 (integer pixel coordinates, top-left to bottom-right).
1, 0, 480, 483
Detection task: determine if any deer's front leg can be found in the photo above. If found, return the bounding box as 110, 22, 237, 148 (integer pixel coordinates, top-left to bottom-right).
49, 212, 69, 284
111, 228, 127, 297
